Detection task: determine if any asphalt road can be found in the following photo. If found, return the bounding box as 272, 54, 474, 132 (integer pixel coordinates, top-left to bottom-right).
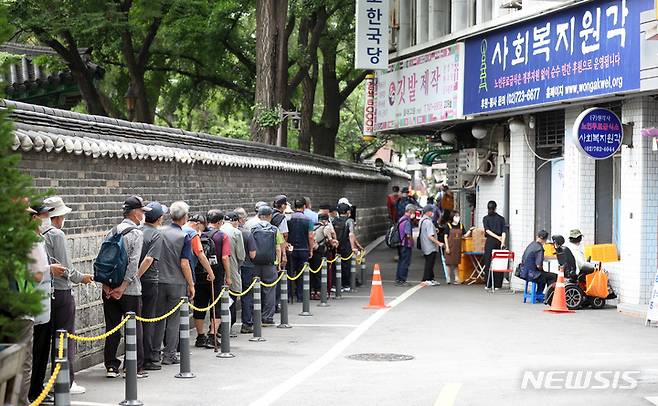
72, 244, 658, 406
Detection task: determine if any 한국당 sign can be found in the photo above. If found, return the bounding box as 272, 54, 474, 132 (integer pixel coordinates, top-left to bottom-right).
374, 43, 464, 131
571, 107, 623, 159
355, 0, 389, 70
463, 0, 652, 115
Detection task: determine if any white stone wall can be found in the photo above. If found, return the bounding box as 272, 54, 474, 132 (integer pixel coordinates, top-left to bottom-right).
619, 97, 658, 305
474, 175, 506, 228
508, 122, 537, 289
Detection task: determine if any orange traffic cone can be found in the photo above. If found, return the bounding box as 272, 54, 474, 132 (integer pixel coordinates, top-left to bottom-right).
364, 264, 390, 309
544, 268, 575, 314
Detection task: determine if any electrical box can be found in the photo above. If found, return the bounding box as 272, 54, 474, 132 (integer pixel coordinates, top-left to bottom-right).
459, 148, 497, 176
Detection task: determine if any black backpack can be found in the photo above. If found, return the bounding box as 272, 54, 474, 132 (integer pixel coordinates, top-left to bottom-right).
271, 211, 285, 228
194, 230, 224, 281
252, 223, 277, 265
332, 217, 352, 256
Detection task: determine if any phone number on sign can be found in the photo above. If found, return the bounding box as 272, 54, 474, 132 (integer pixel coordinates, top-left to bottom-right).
479, 88, 541, 110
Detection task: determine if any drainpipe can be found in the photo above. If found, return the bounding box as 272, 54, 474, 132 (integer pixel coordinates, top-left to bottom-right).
399, 0, 411, 50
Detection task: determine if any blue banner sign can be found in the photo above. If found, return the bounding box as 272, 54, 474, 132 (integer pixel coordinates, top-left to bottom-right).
463, 0, 651, 115
572, 107, 623, 159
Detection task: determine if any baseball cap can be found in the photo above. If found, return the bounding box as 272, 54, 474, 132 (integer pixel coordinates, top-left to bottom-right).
43, 196, 72, 217
189, 213, 206, 224
123, 196, 151, 211
569, 229, 583, 239
255, 201, 268, 212
145, 202, 168, 223
258, 206, 273, 216
225, 212, 240, 222
422, 205, 434, 214
28, 204, 54, 215
273, 195, 288, 206
338, 197, 352, 207
337, 203, 351, 214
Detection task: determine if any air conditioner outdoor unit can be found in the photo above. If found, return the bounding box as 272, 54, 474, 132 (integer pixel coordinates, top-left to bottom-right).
459, 148, 497, 176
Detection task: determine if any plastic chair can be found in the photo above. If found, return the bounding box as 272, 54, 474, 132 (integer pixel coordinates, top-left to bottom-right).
488, 250, 515, 294
523, 280, 545, 304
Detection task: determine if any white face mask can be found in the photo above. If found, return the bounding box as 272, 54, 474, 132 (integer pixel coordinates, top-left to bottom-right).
453, 216, 460, 224
39, 217, 52, 232
60, 218, 65, 229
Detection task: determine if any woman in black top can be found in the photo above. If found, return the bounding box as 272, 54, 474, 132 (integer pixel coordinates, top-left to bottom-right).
482, 201, 507, 289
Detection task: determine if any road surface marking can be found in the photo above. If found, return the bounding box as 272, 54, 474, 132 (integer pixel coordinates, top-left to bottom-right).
293, 323, 360, 328
645, 397, 658, 405
249, 284, 424, 406
71, 402, 118, 406
433, 383, 462, 406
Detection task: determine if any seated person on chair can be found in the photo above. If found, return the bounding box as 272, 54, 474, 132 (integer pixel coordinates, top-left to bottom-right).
551, 235, 577, 280
564, 229, 596, 278
520, 230, 558, 293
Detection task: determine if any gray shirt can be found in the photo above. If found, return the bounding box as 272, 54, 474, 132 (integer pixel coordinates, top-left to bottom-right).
419, 217, 438, 255
115, 219, 144, 296
159, 223, 191, 285
139, 223, 163, 283
221, 223, 245, 292
42, 226, 85, 290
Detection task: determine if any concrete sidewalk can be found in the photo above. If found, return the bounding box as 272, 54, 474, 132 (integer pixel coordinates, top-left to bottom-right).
71, 243, 658, 406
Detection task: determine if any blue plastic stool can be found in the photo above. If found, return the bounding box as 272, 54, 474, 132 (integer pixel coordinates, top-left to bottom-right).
523, 280, 545, 304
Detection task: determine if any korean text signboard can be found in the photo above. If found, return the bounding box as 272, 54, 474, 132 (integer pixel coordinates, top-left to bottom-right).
355, 0, 389, 70
363, 74, 376, 138
463, 0, 651, 115
375, 43, 464, 131
571, 107, 623, 159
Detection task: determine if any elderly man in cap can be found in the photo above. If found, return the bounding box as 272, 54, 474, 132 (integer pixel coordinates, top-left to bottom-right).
249, 206, 284, 325
23, 204, 66, 405
234, 207, 257, 334
565, 229, 596, 277
221, 212, 246, 326
139, 202, 166, 370
40, 196, 92, 395
102, 196, 149, 379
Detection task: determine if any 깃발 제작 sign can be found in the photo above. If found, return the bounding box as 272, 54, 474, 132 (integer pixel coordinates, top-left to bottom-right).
374, 43, 464, 131
571, 107, 623, 159
463, 0, 651, 115
355, 0, 389, 70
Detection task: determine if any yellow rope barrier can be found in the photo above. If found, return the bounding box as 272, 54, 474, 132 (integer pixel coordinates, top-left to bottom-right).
69, 317, 129, 342
229, 278, 259, 297
189, 288, 226, 312
136, 299, 184, 323
29, 363, 61, 406
57, 332, 64, 359
326, 252, 356, 264
287, 267, 305, 281
260, 271, 286, 288
308, 259, 325, 274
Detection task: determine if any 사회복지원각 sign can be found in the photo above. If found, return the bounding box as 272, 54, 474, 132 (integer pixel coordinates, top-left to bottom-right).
463, 0, 651, 115
571, 107, 623, 159
374, 43, 464, 131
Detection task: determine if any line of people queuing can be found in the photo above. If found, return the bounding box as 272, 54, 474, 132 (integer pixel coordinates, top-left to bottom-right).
18, 194, 364, 405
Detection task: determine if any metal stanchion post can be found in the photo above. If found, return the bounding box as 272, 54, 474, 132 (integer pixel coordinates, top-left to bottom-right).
217, 286, 235, 358
120, 312, 143, 405
319, 258, 329, 307
335, 259, 343, 299
299, 263, 312, 316
360, 256, 366, 287
175, 297, 195, 378
350, 257, 357, 292
250, 278, 266, 342
54, 357, 71, 406
278, 270, 292, 328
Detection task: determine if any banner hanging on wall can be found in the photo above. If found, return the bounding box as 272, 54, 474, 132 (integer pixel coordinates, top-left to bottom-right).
374, 43, 464, 131
355, 0, 389, 70
463, 0, 652, 116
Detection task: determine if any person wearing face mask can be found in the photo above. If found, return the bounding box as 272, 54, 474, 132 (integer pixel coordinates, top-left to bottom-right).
443, 210, 473, 285
102, 196, 148, 379
40, 196, 92, 396
22, 204, 67, 405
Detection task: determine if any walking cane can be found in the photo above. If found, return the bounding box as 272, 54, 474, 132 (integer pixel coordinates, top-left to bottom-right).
210, 278, 218, 353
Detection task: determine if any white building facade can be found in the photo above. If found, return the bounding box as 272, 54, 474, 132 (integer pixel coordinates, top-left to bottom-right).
372, 0, 658, 311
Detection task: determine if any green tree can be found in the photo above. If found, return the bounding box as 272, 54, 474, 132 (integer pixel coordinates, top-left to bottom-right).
0, 5, 43, 342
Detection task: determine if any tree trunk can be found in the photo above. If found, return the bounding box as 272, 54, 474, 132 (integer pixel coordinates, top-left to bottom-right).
121, 31, 153, 123
69, 67, 108, 116
275, 0, 289, 147
312, 41, 341, 157
253, 0, 278, 144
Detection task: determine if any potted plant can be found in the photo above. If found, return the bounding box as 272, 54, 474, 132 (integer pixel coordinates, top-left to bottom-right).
0, 104, 44, 403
